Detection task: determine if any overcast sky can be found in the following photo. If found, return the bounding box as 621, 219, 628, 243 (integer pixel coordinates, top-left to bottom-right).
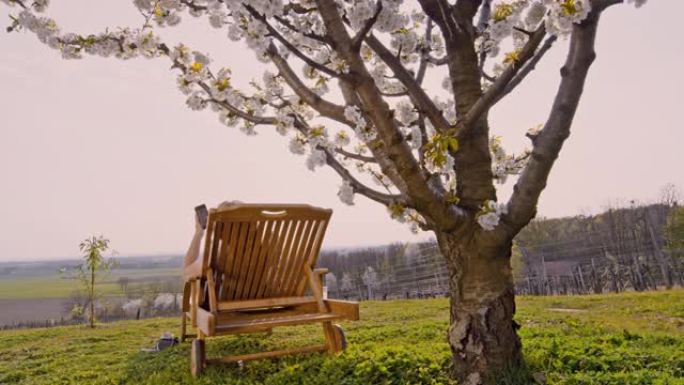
0, 1, 681, 262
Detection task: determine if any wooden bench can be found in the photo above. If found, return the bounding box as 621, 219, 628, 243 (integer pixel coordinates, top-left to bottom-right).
180, 204, 359, 377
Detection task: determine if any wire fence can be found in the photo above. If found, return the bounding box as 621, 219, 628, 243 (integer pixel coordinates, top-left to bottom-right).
327, 243, 684, 301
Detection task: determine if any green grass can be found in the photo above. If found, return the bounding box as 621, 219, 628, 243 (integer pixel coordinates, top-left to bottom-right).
1, 290, 683, 385
0, 268, 180, 299
0, 277, 121, 299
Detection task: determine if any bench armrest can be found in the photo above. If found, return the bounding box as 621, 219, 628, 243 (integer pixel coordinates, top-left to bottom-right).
313, 268, 329, 289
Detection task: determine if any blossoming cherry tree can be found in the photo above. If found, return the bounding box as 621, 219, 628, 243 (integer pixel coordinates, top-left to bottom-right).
3, 0, 647, 382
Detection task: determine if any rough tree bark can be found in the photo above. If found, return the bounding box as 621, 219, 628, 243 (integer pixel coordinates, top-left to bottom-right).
438, 229, 520, 384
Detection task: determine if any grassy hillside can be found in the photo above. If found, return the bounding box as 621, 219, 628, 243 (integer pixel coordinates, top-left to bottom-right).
0, 268, 180, 300
1, 291, 683, 385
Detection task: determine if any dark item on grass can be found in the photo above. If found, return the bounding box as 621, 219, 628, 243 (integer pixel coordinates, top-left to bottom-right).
141, 332, 179, 353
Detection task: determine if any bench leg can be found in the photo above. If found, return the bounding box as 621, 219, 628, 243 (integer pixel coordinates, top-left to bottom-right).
180, 314, 187, 343
332, 324, 347, 351
191, 338, 206, 377
322, 322, 341, 353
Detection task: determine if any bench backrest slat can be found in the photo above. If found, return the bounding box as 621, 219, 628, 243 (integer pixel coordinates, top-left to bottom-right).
201, 204, 331, 301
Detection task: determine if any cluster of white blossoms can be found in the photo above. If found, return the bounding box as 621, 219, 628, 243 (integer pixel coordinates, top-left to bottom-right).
425, 150, 454, 175
368, 62, 406, 95
480, 0, 646, 72
387, 203, 425, 234
544, 0, 592, 36
342, 0, 407, 33
288, 134, 307, 155
408, 126, 422, 150
489, 136, 530, 184
477, 200, 508, 231
305, 148, 327, 171
11, 9, 165, 60
337, 179, 355, 206
396, 100, 419, 126
344, 105, 376, 142
334, 130, 351, 147
1, 0, 48, 11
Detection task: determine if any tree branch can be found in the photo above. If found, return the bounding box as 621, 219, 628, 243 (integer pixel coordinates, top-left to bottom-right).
323, 149, 404, 206
364, 34, 451, 131
459, 25, 546, 138
416, 19, 434, 86
418, 0, 459, 40
350, 1, 382, 51
379, 90, 409, 97
245, 5, 342, 79
476, 0, 492, 33
273, 15, 330, 45
316, 0, 458, 230
338, 79, 413, 197
291, 116, 403, 206
505, 4, 616, 234
419, 0, 499, 210
335, 148, 377, 163
493, 35, 557, 104
266, 44, 350, 126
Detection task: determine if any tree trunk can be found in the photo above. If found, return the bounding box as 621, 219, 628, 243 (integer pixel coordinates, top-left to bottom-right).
90, 266, 95, 329
438, 231, 522, 384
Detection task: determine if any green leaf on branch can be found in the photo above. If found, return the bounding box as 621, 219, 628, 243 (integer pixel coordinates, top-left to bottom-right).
424, 133, 458, 169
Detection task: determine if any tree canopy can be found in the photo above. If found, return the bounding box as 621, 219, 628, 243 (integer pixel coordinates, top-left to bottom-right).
3, 0, 646, 238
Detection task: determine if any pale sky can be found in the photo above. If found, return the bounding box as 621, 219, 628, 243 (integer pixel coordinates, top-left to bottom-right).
0, 1, 681, 262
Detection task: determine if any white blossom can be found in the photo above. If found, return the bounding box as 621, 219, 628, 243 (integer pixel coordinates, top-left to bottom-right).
344, 105, 375, 141
334, 131, 351, 147
477, 200, 508, 231
275, 110, 294, 136
308, 126, 329, 148
525, 1, 547, 29
409, 126, 422, 149
527, 124, 543, 136
240, 121, 257, 136
489, 136, 529, 184
477, 212, 501, 231
306, 148, 327, 171
186, 91, 207, 110
544, 0, 592, 36
337, 179, 355, 205
289, 136, 306, 155
345, 0, 376, 31
396, 100, 418, 125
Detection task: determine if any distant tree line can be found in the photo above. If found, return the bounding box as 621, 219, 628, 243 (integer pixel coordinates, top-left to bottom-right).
319, 188, 683, 300
514, 200, 684, 295
319, 242, 449, 300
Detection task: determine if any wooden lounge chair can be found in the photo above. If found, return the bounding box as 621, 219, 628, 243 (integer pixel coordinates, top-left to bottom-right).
180, 203, 359, 377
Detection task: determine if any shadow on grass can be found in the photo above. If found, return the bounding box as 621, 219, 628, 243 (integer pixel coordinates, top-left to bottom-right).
119, 335, 276, 385
118, 330, 455, 385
